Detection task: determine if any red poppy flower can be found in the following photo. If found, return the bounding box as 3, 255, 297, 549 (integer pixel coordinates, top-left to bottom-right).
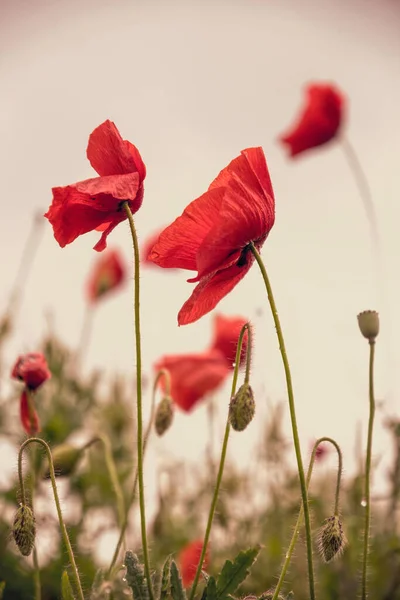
141, 229, 164, 266
148, 148, 275, 325
20, 390, 40, 436
210, 314, 249, 369
279, 83, 345, 157
179, 540, 210, 588
45, 120, 146, 252
86, 248, 126, 303
11, 353, 51, 391
154, 350, 230, 412
313, 441, 329, 462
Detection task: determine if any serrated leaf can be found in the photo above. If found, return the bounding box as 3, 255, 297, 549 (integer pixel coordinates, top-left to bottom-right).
160, 555, 172, 600
124, 551, 150, 600
61, 571, 75, 600
216, 545, 261, 600
170, 560, 187, 600
203, 575, 218, 600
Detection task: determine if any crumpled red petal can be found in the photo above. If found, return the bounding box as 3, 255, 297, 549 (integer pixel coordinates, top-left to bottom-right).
148, 187, 225, 271
20, 390, 40, 435
87, 120, 146, 180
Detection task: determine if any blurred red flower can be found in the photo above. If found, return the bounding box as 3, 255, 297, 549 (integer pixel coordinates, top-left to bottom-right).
20, 390, 40, 436
279, 83, 344, 157
155, 350, 230, 412
86, 248, 126, 303
179, 540, 209, 588
140, 229, 165, 267
11, 352, 51, 391
210, 314, 249, 369
148, 148, 275, 325
313, 441, 329, 462
45, 120, 146, 251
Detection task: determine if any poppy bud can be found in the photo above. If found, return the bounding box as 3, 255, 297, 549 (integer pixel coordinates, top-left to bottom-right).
317, 515, 347, 563
12, 504, 36, 556
42, 443, 84, 478
229, 383, 255, 431
357, 310, 379, 343
155, 396, 174, 436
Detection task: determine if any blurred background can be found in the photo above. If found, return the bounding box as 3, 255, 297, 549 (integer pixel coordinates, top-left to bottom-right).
1, 0, 400, 597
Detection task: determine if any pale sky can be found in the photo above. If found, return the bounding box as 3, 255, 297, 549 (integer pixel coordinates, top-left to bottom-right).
1, 0, 400, 511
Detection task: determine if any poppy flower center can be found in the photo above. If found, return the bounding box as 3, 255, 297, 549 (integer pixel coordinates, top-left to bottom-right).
236, 243, 252, 267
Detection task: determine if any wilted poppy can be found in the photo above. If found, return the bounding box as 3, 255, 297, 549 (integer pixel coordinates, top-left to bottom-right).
154, 350, 230, 412
148, 148, 275, 325
179, 540, 209, 588
45, 120, 146, 251
11, 352, 51, 391
279, 83, 344, 157
86, 248, 126, 303
210, 314, 249, 368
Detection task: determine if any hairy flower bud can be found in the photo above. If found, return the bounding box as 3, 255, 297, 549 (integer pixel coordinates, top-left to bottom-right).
12, 504, 36, 556
229, 383, 255, 431
317, 515, 347, 562
155, 396, 174, 436
357, 310, 379, 342
42, 444, 84, 479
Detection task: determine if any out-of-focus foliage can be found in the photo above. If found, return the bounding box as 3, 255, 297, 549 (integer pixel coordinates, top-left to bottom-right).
0, 323, 400, 599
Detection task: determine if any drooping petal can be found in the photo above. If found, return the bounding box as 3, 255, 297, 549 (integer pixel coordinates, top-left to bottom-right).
148, 187, 225, 271
178, 260, 254, 326
20, 390, 40, 435
87, 120, 146, 179
211, 314, 249, 368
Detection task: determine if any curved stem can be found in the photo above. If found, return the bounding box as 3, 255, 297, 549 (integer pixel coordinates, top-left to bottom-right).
272, 437, 343, 600
29, 437, 41, 600
361, 341, 376, 600
18, 438, 84, 600
189, 323, 250, 600
123, 202, 153, 600
106, 382, 157, 578
250, 243, 315, 600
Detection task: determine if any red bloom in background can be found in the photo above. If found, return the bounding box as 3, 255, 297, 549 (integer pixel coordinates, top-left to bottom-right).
179, 540, 210, 588
86, 248, 126, 303
148, 148, 275, 325
141, 229, 165, 267
20, 390, 40, 436
155, 350, 230, 412
279, 83, 344, 157
210, 314, 249, 369
313, 441, 329, 462
11, 353, 51, 390
45, 120, 146, 251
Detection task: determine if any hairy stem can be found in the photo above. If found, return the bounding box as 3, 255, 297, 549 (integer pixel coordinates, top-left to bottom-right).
361, 341, 376, 600
18, 438, 84, 600
250, 243, 315, 600
189, 323, 251, 600
272, 437, 343, 600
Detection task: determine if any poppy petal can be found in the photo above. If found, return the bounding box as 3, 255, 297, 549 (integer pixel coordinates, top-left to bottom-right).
148, 187, 225, 271
87, 120, 145, 178
20, 390, 40, 435
178, 261, 253, 326
93, 219, 124, 252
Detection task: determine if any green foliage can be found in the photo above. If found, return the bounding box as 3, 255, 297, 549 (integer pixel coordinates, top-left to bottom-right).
170, 560, 187, 600
61, 570, 75, 600
159, 556, 172, 600
124, 551, 149, 600
214, 546, 261, 600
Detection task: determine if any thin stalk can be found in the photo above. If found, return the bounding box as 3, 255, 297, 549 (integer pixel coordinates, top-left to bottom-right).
107, 377, 157, 578
29, 440, 41, 600
32, 548, 41, 600
272, 437, 343, 600
189, 323, 251, 600
18, 438, 84, 600
115, 201, 152, 598
361, 341, 376, 600
250, 243, 315, 600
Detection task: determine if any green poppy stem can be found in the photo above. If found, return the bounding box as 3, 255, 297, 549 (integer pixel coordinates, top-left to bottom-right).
122, 202, 154, 600
361, 340, 376, 600
272, 437, 343, 600
250, 243, 315, 600
189, 323, 251, 600
18, 438, 84, 600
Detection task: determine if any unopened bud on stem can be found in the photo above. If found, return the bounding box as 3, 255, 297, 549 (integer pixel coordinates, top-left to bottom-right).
155, 396, 174, 436
357, 310, 379, 343
12, 504, 36, 556
317, 515, 347, 562
229, 383, 255, 431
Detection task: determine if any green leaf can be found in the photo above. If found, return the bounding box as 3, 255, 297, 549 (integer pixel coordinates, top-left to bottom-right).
203, 575, 218, 600
216, 545, 261, 600
160, 555, 172, 600
61, 571, 75, 600
124, 551, 149, 600
170, 560, 187, 600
